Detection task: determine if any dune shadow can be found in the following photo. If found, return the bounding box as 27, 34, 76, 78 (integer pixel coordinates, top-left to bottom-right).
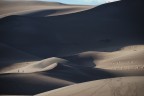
0, 0, 143, 58
42, 64, 117, 83
61, 54, 96, 67
22, 9, 56, 17
22, 8, 82, 17
0, 0, 143, 70
0, 73, 73, 95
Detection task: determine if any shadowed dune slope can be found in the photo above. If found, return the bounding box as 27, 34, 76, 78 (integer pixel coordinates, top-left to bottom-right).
0, 43, 41, 72
0, 45, 144, 95
0, 0, 143, 58
0, 73, 74, 95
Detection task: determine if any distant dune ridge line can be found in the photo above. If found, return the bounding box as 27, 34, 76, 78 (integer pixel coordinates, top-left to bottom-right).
0, 0, 144, 95
0, 0, 93, 18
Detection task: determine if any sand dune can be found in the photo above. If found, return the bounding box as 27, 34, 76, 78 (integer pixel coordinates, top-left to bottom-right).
78, 45, 144, 70
1, 45, 144, 75
0, 1, 93, 18
0, 45, 144, 95
36, 76, 144, 96
0, 0, 143, 58
2, 57, 67, 74
0, 0, 144, 95
0, 43, 41, 73
62, 45, 144, 77
0, 73, 74, 95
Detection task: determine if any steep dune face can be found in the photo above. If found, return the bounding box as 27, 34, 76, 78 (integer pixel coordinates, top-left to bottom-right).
0, 0, 143, 58
36, 76, 144, 96
0, 73, 74, 95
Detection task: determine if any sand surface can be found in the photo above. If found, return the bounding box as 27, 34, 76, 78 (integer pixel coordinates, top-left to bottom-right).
0, 0, 144, 95
36, 76, 144, 96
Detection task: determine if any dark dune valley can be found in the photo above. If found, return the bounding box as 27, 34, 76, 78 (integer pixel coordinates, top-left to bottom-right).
0, 0, 144, 95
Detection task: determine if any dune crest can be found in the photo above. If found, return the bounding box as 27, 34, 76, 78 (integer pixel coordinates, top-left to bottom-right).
35, 76, 144, 96
1, 57, 67, 74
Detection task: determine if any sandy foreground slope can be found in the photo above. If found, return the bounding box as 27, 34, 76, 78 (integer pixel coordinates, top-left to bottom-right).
0, 0, 144, 95
36, 76, 144, 96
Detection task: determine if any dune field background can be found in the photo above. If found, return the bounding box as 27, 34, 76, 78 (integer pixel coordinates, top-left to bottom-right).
0, 0, 144, 95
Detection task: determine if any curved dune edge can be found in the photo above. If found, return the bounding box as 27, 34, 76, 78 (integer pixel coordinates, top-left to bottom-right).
63, 45, 144, 71
0, 1, 94, 18
81, 45, 144, 70
1, 57, 67, 74
0, 43, 42, 73
35, 76, 144, 96
1, 45, 144, 74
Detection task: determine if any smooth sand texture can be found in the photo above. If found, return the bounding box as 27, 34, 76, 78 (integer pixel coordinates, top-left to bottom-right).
36, 76, 144, 96
0, 0, 144, 95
